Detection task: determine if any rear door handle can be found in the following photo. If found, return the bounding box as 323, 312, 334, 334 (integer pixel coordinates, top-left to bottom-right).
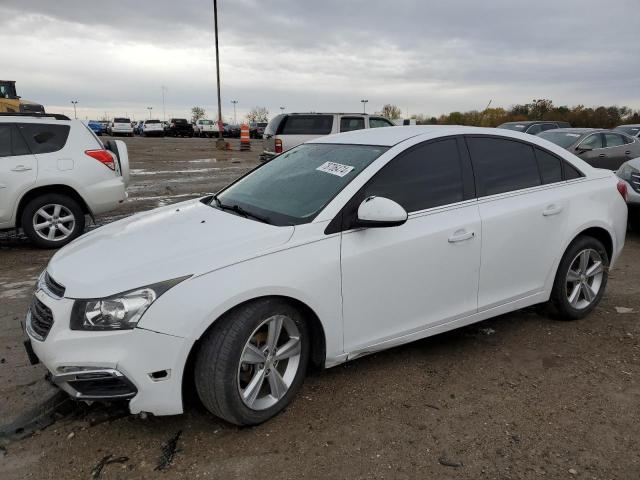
11, 165, 32, 172
448, 230, 475, 243
543, 205, 563, 216
626, 151, 632, 155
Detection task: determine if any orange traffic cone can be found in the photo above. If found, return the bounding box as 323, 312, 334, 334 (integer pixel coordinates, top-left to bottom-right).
240, 123, 251, 151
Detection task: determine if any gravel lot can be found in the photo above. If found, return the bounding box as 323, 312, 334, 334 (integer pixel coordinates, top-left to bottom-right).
1, 136, 639, 479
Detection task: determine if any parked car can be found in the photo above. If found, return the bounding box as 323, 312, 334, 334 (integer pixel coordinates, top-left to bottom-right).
99, 120, 109, 132
614, 124, 640, 138
193, 119, 217, 138
141, 119, 164, 137
0, 114, 129, 247
133, 121, 144, 136
108, 117, 134, 137
498, 121, 571, 135
24, 126, 626, 426
166, 118, 193, 137
86, 120, 104, 136
260, 113, 395, 161
538, 128, 640, 170
223, 123, 240, 138
616, 158, 640, 230
249, 121, 268, 139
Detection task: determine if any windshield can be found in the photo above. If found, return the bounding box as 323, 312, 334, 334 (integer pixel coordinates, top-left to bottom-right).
538, 131, 583, 148
215, 143, 388, 225
498, 123, 527, 131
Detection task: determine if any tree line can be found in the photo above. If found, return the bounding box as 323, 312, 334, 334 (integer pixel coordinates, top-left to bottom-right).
402, 99, 640, 128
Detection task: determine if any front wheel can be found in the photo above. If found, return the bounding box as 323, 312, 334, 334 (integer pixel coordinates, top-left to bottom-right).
21, 194, 85, 248
195, 299, 309, 425
548, 236, 609, 320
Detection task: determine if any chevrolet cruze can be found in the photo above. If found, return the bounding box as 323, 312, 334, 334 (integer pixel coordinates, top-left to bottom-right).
24, 126, 628, 425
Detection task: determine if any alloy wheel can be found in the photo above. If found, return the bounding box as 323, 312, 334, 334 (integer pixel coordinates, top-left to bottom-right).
565, 248, 605, 310
32, 204, 76, 242
237, 314, 301, 410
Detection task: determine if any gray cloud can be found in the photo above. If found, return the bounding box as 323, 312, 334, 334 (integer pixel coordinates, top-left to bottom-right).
2, 0, 639, 121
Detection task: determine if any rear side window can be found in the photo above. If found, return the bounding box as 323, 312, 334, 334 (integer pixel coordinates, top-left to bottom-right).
604, 133, 625, 147
0, 125, 10, 156
534, 148, 562, 184
363, 139, 464, 212
369, 117, 395, 128
279, 115, 333, 135
340, 117, 365, 132
466, 137, 541, 196
527, 123, 543, 135
0, 125, 33, 156
564, 163, 583, 180
17, 123, 70, 155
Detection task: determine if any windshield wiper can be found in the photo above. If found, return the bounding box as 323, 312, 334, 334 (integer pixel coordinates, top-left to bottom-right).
212, 196, 271, 224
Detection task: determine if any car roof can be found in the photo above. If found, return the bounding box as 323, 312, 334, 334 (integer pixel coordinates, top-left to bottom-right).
616, 124, 640, 127
283, 112, 382, 116
549, 128, 604, 134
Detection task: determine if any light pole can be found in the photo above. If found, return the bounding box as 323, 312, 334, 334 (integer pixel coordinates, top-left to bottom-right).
70, 100, 78, 119
161, 85, 168, 122
213, 0, 224, 149
147, 106, 153, 119
360, 99, 368, 114
231, 100, 238, 124
280, 106, 285, 113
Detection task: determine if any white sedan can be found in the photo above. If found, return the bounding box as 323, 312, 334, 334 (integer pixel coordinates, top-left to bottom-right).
25, 126, 627, 425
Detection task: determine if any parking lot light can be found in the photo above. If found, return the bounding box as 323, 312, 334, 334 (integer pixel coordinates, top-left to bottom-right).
71, 100, 78, 119
361, 99, 368, 114
147, 106, 153, 119
231, 100, 238, 124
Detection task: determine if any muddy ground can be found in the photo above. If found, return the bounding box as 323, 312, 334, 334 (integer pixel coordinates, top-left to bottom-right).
1, 136, 639, 479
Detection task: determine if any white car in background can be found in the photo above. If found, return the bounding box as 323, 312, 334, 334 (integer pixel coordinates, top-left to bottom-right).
108, 117, 134, 137
616, 157, 640, 230
193, 119, 217, 138
0, 114, 129, 247
26, 126, 626, 426
260, 112, 396, 161
141, 119, 164, 137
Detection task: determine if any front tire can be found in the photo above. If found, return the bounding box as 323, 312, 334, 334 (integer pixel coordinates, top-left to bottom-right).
548, 236, 609, 320
21, 194, 85, 248
195, 299, 309, 426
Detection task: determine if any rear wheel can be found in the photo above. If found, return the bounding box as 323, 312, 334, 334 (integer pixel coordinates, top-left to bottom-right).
21, 194, 85, 248
548, 236, 609, 320
629, 207, 640, 232
195, 299, 309, 425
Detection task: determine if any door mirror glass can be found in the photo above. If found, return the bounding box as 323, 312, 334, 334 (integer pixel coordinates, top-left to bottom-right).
356, 196, 408, 228
576, 144, 593, 152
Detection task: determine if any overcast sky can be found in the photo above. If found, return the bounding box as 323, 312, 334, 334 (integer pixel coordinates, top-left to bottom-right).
2, 0, 639, 122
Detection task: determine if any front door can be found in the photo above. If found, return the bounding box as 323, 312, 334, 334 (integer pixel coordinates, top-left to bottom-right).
340, 138, 481, 353
0, 124, 37, 224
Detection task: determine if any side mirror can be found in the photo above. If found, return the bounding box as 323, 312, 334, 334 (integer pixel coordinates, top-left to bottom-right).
355, 196, 408, 228
576, 144, 593, 153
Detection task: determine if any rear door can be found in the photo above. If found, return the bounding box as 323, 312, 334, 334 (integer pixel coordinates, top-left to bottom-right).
277, 115, 334, 151
465, 135, 569, 309
0, 123, 37, 224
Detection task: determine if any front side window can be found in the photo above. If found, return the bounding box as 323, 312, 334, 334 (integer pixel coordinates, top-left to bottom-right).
17, 123, 70, 155
361, 139, 464, 212
579, 133, 603, 150
340, 117, 365, 132
369, 117, 395, 128
215, 143, 388, 225
604, 133, 625, 148
467, 137, 541, 196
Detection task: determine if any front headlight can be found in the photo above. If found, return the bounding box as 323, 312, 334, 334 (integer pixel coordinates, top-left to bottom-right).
617, 163, 638, 181
70, 276, 189, 331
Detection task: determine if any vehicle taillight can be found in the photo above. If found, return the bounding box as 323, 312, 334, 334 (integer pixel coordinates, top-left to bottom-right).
275, 138, 283, 154
617, 180, 628, 201
86, 149, 116, 170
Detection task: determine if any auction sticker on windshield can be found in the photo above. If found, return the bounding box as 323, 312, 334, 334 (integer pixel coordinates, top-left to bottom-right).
316, 161, 355, 177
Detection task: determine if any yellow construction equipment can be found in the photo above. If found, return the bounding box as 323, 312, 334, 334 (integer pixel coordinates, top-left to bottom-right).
0, 80, 45, 114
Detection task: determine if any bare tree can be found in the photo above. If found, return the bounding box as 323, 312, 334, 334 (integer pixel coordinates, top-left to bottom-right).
246, 106, 269, 123
381, 104, 402, 120
191, 106, 206, 123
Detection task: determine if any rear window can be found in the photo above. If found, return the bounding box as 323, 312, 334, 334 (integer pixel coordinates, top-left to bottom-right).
114, 118, 130, 123
146, 120, 160, 124
172, 119, 188, 124
257, 122, 268, 127
498, 123, 527, 131
200, 120, 213, 125
279, 115, 333, 135
17, 123, 70, 155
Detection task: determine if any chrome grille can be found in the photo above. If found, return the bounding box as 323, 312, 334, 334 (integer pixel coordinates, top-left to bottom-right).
28, 297, 54, 340
44, 272, 65, 298
631, 173, 640, 194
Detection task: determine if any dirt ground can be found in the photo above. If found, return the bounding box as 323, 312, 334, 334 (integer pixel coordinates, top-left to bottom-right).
1, 136, 639, 479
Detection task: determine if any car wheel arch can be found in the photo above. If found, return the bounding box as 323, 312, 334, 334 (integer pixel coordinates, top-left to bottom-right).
180, 295, 327, 407
15, 184, 93, 228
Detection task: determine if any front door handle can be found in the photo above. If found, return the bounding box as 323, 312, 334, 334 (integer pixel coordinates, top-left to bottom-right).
598, 154, 606, 158
448, 229, 475, 243
626, 150, 632, 155
11, 165, 33, 172
543, 205, 563, 216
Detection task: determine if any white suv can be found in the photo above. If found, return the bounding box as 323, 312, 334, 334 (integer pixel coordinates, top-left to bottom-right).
0, 114, 130, 248
108, 117, 134, 137
260, 113, 395, 161
193, 119, 217, 138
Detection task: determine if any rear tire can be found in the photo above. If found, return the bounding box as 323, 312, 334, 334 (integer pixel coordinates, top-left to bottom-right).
194, 298, 309, 426
547, 236, 609, 320
21, 194, 85, 249
629, 207, 640, 232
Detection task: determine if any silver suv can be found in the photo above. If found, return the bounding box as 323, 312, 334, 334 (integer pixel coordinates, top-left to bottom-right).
260, 113, 395, 162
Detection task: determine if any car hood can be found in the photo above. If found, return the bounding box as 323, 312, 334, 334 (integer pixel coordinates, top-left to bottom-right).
48, 198, 294, 298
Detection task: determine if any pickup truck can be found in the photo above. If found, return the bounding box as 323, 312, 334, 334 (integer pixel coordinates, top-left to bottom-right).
193, 119, 218, 138
166, 118, 194, 137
